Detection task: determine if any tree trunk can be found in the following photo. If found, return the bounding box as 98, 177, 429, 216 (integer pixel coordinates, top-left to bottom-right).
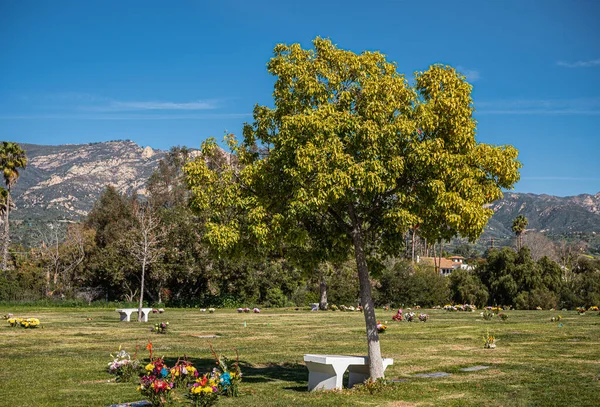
348, 205, 384, 380
1, 189, 10, 270
138, 257, 147, 322
411, 229, 416, 263
319, 275, 328, 310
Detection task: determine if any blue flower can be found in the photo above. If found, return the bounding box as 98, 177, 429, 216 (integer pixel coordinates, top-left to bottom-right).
160, 367, 168, 378
220, 372, 231, 387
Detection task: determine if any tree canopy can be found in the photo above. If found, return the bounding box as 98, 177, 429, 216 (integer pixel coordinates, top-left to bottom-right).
184, 37, 522, 378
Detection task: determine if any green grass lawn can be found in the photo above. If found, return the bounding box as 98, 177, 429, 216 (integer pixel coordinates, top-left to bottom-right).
1, 306, 599, 407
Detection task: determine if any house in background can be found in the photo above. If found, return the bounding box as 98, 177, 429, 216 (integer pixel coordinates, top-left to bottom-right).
416, 255, 473, 276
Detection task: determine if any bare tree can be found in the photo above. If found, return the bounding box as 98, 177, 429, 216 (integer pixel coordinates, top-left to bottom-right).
522, 232, 557, 262
37, 223, 94, 296
128, 203, 164, 322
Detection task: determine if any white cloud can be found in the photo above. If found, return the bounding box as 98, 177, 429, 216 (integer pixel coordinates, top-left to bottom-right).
476, 97, 600, 115
556, 58, 600, 68
456, 66, 480, 82
98, 100, 218, 111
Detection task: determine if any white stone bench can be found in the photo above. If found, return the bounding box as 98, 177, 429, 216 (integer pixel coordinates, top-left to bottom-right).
115, 308, 153, 322
303, 354, 393, 391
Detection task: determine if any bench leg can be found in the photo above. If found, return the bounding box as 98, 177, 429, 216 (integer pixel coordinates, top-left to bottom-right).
347, 365, 370, 388
141, 310, 149, 322
347, 360, 392, 388
119, 312, 131, 322
305, 361, 346, 391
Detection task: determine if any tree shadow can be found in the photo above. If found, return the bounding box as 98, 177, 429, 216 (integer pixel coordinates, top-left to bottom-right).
240, 361, 307, 385
150, 357, 308, 390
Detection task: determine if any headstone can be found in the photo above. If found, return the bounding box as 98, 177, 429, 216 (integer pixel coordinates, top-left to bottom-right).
310, 303, 319, 311
413, 372, 451, 378
460, 365, 490, 372
108, 401, 151, 407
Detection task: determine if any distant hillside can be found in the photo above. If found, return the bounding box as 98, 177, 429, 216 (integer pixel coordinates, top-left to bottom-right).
482, 192, 600, 242
6, 141, 600, 250
11, 141, 166, 221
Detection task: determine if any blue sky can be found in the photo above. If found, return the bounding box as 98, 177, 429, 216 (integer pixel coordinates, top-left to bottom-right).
1, 0, 599, 197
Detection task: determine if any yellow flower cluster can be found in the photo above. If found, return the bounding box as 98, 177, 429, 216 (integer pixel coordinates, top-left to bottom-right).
145, 363, 155, 372
7, 317, 40, 328
190, 385, 214, 395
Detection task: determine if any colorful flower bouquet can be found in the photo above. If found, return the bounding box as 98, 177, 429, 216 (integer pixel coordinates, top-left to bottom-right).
151, 322, 169, 334
588, 306, 599, 312
108, 345, 140, 383
376, 321, 387, 333
483, 329, 496, 349
139, 356, 174, 406
169, 358, 199, 388
418, 313, 429, 322
188, 373, 219, 407
252, 307, 260, 313
550, 315, 562, 322
237, 308, 251, 313
210, 344, 242, 397
576, 307, 586, 314
405, 312, 415, 322
208, 308, 215, 313
392, 309, 403, 322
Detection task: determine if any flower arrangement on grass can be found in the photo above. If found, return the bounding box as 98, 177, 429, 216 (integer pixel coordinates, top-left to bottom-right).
443, 304, 457, 312
392, 309, 403, 322
8, 317, 40, 328
252, 307, 260, 313
208, 308, 215, 313
209, 344, 242, 397
170, 357, 199, 388
237, 308, 251, 313
330, 304, 339, 311
576, 307, 586, 314
483, 329, 496, 349
418, 313, 429, 322
376, 321, 387, 333
535, 306, 543, 311
482, 310, 495, 320
138, 344, 174, 407
108, 345, 140, 383
498, 313, 508, 321
405, 312, 416, 322
550, 315, 562, 322
188, 373, 219, 407
588, 306, 599, 312
151, 322, 169, 334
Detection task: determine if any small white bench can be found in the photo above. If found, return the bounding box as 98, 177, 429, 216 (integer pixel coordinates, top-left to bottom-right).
303, 354, 393, 391
115, 308, 153, 322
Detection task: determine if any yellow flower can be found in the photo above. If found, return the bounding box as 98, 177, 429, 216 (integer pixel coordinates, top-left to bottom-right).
145, 363, 155, 372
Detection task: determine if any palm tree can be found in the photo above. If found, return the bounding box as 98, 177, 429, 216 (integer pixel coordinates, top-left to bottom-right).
0, 142, 28, 270
511, 214, 528, 251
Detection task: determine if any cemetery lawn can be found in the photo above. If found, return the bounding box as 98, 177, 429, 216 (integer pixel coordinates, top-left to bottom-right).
1, 307, 599, 407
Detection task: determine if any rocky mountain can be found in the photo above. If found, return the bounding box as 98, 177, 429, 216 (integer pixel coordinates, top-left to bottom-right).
11, 141, 167, 221
482, 192, 600, 241
6, 141, 600, 251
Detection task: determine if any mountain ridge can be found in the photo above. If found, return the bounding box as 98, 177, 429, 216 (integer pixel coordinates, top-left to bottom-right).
6, 141, 600, 250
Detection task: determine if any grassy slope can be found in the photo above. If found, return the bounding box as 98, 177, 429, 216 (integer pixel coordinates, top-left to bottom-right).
0, 307, 598, 407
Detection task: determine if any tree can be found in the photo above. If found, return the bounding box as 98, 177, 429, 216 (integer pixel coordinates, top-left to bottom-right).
0, 142, 28, 270
511, 215, 528, 251
185, 38, 521, 378
128, 203, 164, 322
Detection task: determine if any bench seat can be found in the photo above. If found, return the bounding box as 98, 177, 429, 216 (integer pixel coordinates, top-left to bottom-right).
303, 354, 393, 391
115, 308, 154, 322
